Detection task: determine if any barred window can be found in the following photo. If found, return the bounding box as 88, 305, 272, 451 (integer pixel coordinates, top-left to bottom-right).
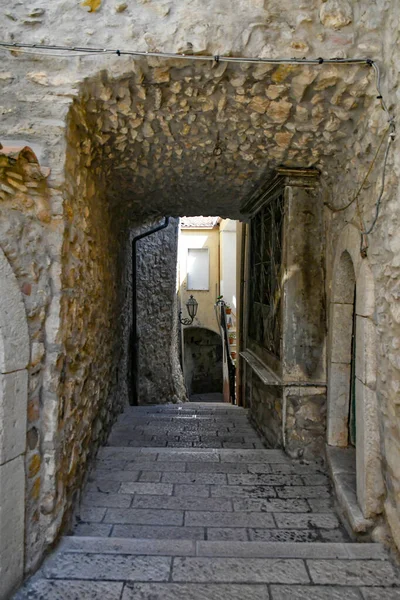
248, 193, 284, 358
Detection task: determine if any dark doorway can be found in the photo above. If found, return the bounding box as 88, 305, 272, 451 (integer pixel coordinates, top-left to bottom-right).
184, 327, 223, 399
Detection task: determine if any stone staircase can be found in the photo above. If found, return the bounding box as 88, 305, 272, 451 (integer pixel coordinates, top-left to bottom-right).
15, 404, 400, 599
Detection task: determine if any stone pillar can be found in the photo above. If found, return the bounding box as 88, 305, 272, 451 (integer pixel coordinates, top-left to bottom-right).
240, 168, 326, 458
282, 176, 326, 383
280, 169, 326, 457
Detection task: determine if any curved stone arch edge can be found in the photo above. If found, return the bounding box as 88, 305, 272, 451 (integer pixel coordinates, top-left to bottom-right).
0, 245, 30, 599
327, 223, 384, 520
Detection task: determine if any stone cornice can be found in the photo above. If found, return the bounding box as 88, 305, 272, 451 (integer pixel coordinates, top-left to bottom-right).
240, 167, 320, 217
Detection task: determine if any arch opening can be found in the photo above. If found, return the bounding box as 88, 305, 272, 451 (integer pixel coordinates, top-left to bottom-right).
327, 233, 384, 520
41, 57, 379, 552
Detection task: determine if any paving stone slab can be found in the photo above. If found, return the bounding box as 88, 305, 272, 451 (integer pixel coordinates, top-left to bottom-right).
131, 494, 232, 512
224, 439, 265, 447
82, 493, 133, 509
73, 523, 113, 537
249, 529, 320, 543
156, 451, 219, 463
111, 524, 205, 540
186, 462, 249, 474
119, 482, 174, 495
95, 459, 128, 469
206, 528, 249, 541
139, 471, 162, 482
276, 486, 331, 498
227, 474, 304, 486
86, 481, 121, 493
91, 470, 140, 482
193, 441, 223, 448
185, 511, 275, 528
43, 553, 172, 581
211, 485, 276, 498
219, 450, 290, 463
122, 583, 270, 600
319, 529, 351, 542
78, 507, 107, 522
98, 448, 145, 459
174, 484, 210, 497
172, 557, 309, 583
167, 441, 198, 447
105, 508, 184, 526
246, 463, 273, 474
162, 472, 227, 485
301, 474, 331, 485
233, 498, 310, 513
14, 579, 124, 599
307, 560, 400, 587
269, 462, 325, 474
273, 513, 341, 529
307, 498, 335, 512
60, 536, 196, 556
270, 585, 362, 599
346, 545, 390, 559
361, 589, 400, 599
125, 461, 185, 472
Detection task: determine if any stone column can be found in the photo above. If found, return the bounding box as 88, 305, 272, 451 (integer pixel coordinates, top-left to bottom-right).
281, 169, 325, 383
279, 168, 327, 457
240, 168, 327, 458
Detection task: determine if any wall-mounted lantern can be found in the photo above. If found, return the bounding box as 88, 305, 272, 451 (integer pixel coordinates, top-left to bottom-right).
179, 295, 198, 326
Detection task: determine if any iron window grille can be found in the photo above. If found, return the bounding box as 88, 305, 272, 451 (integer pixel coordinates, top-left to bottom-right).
248, 192, 284, 358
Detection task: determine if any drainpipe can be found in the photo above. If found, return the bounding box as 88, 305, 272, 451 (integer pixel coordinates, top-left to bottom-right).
130, 216, 170, 406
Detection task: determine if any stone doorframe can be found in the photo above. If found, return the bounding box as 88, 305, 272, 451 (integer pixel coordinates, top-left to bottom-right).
0, 246, 29, 599
327, 224, 383, 518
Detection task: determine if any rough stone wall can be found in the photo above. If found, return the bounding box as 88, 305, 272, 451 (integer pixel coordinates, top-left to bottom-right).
285, 387, 327, 458
51, 100, 126, 543
248, 376, 283, 449
135, 218, 186, 404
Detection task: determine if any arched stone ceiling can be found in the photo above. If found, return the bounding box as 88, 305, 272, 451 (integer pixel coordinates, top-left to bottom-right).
71, 58, 377, 222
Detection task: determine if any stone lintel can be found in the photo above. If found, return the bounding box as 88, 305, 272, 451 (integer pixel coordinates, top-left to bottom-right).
240, 167, 320, 217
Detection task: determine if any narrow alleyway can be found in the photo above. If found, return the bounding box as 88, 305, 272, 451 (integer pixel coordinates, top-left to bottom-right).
16, 403, 400, 599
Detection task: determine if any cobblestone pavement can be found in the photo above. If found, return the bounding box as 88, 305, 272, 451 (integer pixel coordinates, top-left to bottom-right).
15, 404, 400, 599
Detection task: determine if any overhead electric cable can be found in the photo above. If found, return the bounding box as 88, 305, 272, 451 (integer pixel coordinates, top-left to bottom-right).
0, 40, 395, 239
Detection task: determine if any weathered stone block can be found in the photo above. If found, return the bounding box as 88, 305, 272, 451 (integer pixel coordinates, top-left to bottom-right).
0, 456, 25, 600
327, 362, 351, 446
355, 316, 377, 389
0, 370, 27, 465
172, 557, 309, 583
320, 0, 353, 30
330, 303, 354, 364
355, 379, 384, 518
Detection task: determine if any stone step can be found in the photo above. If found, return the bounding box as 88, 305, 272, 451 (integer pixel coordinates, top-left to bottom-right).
14, 538, 400, 599
97, 447, 291, 462
79, 446, 343, 542
60, 536, 389, 559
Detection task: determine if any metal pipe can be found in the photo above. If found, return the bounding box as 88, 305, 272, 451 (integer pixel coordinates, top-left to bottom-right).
130, 216, 170, 406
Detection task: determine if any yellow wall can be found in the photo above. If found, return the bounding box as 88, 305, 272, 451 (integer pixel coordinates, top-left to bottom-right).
178, 227, 220, 335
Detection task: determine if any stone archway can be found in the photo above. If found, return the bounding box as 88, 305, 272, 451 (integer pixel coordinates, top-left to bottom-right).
0, 246, 29, 599
327, 224, 383, 519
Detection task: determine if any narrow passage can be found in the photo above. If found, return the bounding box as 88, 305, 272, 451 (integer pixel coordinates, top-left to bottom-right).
16, 403, 400, 599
